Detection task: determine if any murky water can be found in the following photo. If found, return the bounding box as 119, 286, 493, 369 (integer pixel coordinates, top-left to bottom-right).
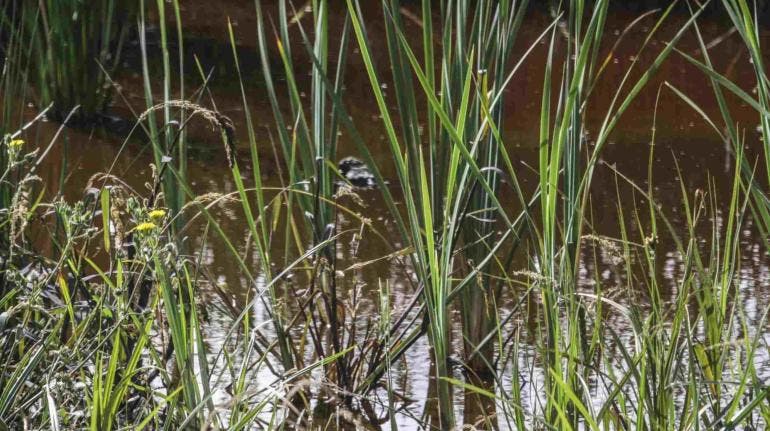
15, 3, 770, 429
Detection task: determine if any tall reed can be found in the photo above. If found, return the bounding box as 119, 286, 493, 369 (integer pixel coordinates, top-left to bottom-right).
252, 0, 351, 388
343, 0, 541, 426
10, 0, 135, 124
532, 0, 710, 427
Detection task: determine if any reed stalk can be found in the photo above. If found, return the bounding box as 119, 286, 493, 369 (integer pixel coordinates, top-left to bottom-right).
8, 0, 135, 124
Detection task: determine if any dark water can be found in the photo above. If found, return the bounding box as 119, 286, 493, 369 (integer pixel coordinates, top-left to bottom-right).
16, 3, 770, 428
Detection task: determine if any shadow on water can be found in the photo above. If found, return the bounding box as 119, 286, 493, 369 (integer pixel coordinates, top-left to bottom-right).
15, 1, 770, 428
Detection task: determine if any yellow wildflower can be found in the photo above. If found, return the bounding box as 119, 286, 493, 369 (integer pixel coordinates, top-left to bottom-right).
148, 209, 166, 220
135, 222, 157, 232
8, 139, 24, 149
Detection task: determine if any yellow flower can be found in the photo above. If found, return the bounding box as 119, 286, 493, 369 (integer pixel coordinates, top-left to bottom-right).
8, 139, 24, 149
135, 222, 157, 232
148, 209, 166, 220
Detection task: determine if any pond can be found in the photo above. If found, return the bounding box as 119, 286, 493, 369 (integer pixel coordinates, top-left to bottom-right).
8, 1, 770, 429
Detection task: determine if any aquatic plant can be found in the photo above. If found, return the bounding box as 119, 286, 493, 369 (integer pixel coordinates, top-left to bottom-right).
6, 0, 136, 124
3, 1, 770, 430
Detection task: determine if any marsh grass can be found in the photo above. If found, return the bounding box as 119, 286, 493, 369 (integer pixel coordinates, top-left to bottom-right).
2, 0, 135, 125
3, 1, 770, 430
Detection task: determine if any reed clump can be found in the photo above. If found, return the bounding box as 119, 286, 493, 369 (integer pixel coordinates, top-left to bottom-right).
3, 0, 136, 125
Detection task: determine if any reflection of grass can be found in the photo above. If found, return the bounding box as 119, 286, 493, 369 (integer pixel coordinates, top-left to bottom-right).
3, 0, 135, 124
3, 0, 770, 429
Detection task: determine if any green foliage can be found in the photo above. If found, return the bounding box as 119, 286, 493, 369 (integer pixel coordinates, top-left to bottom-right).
3, 0, 770, 429
5, 0, 136, 124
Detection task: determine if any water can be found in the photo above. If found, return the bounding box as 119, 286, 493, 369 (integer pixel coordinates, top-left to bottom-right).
18, 4, 770, 429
